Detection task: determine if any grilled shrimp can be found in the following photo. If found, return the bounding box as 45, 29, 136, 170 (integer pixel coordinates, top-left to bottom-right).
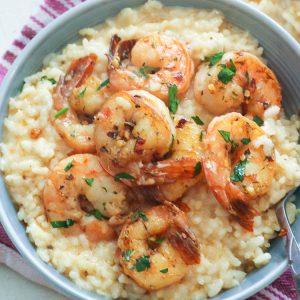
203, 112, 275, 231
68, 75, 111, 116
43, 154, 128, 243
52, 54, 110, 153
94, 90, 175, 185
107, 34, 194, 102
140, 115, 205, 202
194, 51, 282, 119
117, 202, 200, 290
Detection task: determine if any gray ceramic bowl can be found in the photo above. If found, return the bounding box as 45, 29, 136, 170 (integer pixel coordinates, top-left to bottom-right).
0, 1, 299, 299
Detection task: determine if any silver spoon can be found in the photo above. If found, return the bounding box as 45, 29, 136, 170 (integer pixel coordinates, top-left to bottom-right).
275, 186, 300, 293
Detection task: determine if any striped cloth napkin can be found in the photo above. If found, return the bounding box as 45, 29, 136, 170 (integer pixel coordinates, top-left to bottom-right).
0, 1, 298, 299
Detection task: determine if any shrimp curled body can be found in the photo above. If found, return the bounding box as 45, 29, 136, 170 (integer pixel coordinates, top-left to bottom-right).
43, 154, 128, 243
108, 34, 194, 102
140, 115, 205, 202
117, 202, 200, 290
194, 51, 282, 119
52, 54, 110, 153
94, 90, 175, 185
203, 113, 275, 231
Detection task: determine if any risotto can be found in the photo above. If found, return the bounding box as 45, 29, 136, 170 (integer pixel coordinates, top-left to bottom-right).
1, 1, 300, 299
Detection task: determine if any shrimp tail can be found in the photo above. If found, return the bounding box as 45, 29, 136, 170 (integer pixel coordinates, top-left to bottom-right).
53, 54, 97, 109
66, 54, 97, 89
142, 158, 201, 183
226, 182, 259, 231
109, 34, 121, 57
230, 199, 259, 232
109, 34, 137, 62
165, 202, 200, 264
167, 223, 200, 265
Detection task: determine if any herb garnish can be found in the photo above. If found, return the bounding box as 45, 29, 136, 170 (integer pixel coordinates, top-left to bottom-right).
64, 161, 74, 172
41, 75, 57, 84
253, 116, 264, 127
54, 107, 68, 118
200, 131, 203, 142
86, 209, 109, 220
134, 66, 160, 78
168, 84, 179, 114
78, 87, 87, 98
245, 71, 250, 85
218, 59, 236, 84
50, 219, 74, 228
114, 172, 135, 182
230, 158, 248, 182
20, 81, 25, 92
191, 115, 204, 125
132, 256, 150, 272
160, 268, 168, 273
148, 236, 165, 245
241, 138, 250, 145
131, 211, 148, 222
122, 249, 134, 261
154, 237, 165, 244
84, 178, 94, 186
97, 78, 110, 91
169, 134, 175, 152
102, 187, 108, 192
205, 52, 225, 67
218, 130, 238, 149
133, 70, 143, 77
194, 162, 202, 177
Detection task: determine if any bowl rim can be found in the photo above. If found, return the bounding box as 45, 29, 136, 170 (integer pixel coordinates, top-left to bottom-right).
0, 0, 299, 299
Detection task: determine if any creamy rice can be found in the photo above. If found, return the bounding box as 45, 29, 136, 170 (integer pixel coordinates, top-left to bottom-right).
1, 1, 300, 299
245, 0, 300, 42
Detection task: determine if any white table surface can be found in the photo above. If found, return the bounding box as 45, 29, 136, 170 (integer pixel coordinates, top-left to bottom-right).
0, 1, 67, 299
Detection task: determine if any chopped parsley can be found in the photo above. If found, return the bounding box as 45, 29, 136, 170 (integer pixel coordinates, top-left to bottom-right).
194, 162, 202, 177
241, 138, 250, 145
218, 59, 236, 84
41, 75, 57, 84
84, 178, 94, 186
86, 209, 109, 220
218, 130, 238, 149
253, 116, 264, 127
114, 172, 135, 182
191, 115, 204, 125
64, 161, 74, 172
50, 219, 74, 228
143, 66, 160, 72
245, 71, 250, 85
230, 158, 248, 182
122, 249, 134, 261
133, 70, 143, 77
20, 81, 25, 92
168, 84, 180, 114
134, 66, 160, 78
160, 268, 168, 273
102, 187, 108, 192
205, 52, 225, 67
132, 256, 150, 272
131, 211, 148, 222
54, 107, 68, 118
78, 87, 87, 98
200, 131, 203, 142
169, 134, 175, 152
96, 78, 110, 91
154, 237, 165, 244
148, 236, 165, 245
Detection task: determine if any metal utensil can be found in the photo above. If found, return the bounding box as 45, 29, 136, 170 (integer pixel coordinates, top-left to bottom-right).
276, 186, 300, 293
